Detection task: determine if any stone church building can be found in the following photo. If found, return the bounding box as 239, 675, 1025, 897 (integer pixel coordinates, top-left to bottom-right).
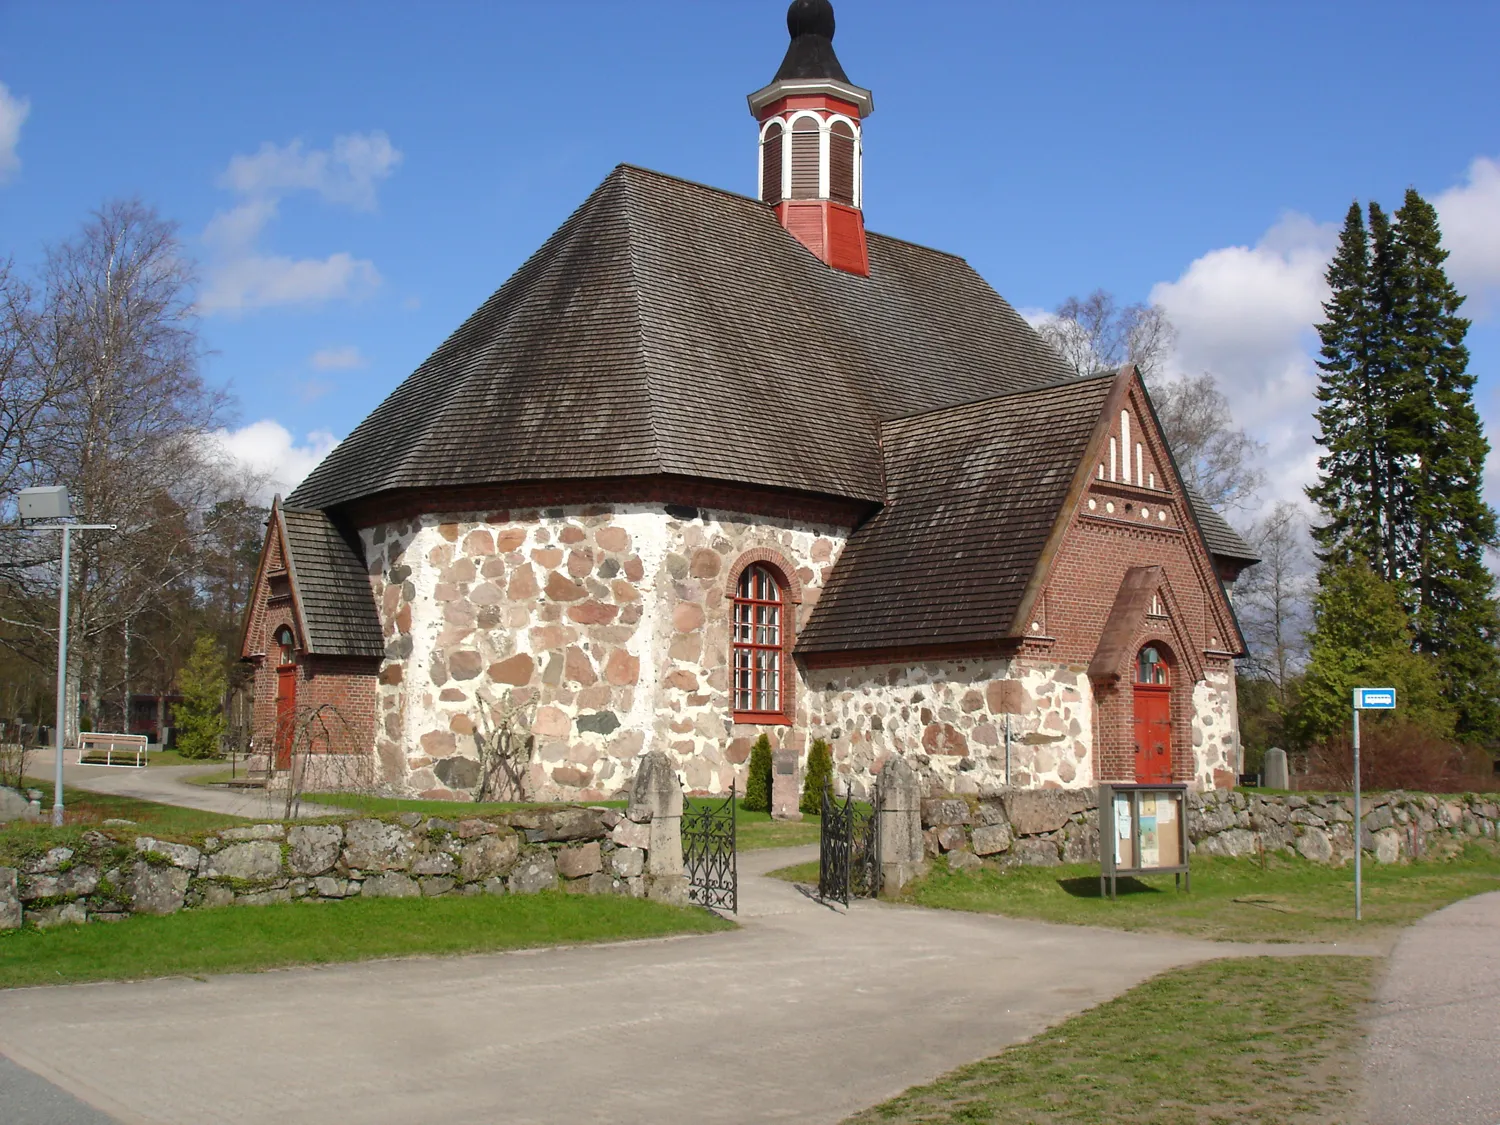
239, 0, 1259, 801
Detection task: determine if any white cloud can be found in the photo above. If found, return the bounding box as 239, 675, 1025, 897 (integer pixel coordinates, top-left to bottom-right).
1149, 212, 1337, 517
0, 81, 30, 185
206, 420, 339, 504
310, 345, 367, 371
199, 132, 399, 316
219, 132, 401, 212
1436, 156, 1500, 317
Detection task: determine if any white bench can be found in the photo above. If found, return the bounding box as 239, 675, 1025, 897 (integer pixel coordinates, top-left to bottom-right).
77, 732, 150, 768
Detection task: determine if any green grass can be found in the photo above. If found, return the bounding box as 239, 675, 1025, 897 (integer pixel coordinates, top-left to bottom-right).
0, 891, 733, 988
690, 797, 821, 850
0, 778, 248, 861
865, 844, 1500, 944
845, 956, 1371, 1124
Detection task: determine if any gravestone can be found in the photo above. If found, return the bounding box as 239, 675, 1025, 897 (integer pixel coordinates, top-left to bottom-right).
1263, 747, 1289, 791
771, 749, 801, 821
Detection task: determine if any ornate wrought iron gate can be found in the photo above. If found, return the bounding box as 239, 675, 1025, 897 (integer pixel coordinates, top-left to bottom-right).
819, 783, 880, 906
682, 784, 737, 913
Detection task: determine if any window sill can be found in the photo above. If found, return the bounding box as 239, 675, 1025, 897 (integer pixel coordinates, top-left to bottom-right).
733, 711, 793, 727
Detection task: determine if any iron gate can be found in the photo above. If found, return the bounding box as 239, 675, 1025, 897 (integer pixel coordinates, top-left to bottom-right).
682, 784, 737, 912
818, 782, 880, 905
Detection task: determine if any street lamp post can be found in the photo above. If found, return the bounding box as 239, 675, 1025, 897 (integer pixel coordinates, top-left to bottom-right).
18, 486, 116, 826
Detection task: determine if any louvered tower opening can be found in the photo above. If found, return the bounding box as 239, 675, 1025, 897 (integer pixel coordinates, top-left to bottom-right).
760, 121, 784, 204
790, 117, 821, 199
829, 120, 856, 205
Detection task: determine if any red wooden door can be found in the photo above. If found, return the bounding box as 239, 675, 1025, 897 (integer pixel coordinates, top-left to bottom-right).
275, 665, 296, 770
1133, 686, 1172, 783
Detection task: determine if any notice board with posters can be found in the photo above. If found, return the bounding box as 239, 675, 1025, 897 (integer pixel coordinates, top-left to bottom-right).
1099, 783, 1190, 899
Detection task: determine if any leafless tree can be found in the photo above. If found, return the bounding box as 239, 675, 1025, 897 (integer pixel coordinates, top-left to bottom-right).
1236, 502, 1314, 701
1039, 290, 1265, 512
0, 201, 261, 740
473, 689, 535, 801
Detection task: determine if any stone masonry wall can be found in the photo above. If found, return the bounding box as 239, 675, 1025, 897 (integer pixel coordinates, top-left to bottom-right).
0, 805, 673, 932
917, 787, 1500, 871
362, 503, 848, 803
804, 658, 1095, 799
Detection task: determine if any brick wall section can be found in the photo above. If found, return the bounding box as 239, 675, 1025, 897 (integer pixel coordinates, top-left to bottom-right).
243, 513, 380, 763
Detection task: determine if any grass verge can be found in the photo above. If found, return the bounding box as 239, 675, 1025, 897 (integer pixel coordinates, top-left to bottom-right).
1, 778, 248, 861
845, 956, 1371, 1124
864, 844, 1500, 944
0, 892, 733, 989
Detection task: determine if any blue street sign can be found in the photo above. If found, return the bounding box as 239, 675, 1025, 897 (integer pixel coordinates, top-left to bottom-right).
1354, 687, 1397, 710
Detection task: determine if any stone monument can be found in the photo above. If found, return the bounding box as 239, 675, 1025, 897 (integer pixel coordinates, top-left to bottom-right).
771, 749, 801, 820
1263, 747, 1289, 791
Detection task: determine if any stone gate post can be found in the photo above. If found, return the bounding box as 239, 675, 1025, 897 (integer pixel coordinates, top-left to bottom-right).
878, 755, 925, 892
628, 750, 688, 904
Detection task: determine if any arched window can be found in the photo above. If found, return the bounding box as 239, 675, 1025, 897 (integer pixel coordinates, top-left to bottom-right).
276, 627, 296, 667
761, 121, 784, 205
829, 120, 856, 205
789, 116, 821, 199
732, 564, 789, 720
1137, 645, 1168, 686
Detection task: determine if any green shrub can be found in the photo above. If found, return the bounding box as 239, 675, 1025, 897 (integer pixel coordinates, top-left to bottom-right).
175, 634, 228, 759
800, 738, 833, 814
742, 734, 773, 812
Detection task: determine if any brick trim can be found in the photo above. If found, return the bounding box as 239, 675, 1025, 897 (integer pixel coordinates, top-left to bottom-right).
723, 547, 804, 603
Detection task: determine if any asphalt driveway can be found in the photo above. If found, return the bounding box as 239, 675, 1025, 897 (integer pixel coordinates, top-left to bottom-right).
0, 846, 1372, 1125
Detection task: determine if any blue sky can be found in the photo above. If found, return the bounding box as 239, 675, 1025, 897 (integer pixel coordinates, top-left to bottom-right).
2, 1, 1498, 516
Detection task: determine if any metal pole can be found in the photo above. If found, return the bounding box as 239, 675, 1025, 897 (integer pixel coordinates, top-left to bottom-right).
53, 524, 70, 826
1353, 704, 1362, 922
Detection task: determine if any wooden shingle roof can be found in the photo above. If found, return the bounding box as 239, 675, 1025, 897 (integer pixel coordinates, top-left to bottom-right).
280, 507, 384, 659
287, 165, 1076, 512
798, 372, 1119, 653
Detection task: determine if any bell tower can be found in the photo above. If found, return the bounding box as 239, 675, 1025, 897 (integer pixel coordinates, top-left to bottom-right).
748, 0, 873, 276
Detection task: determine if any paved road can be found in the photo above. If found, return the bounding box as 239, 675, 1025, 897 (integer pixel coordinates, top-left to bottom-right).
0, 846, 1374, 1125
22, 748, 342, 820
1366, 889, 1500, 1125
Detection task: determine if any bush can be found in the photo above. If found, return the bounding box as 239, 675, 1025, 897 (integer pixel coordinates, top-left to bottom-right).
175, 634, 228, 760
800, 738, 833, 814
1302, 717, 1499, 792
742, 734, 773, 811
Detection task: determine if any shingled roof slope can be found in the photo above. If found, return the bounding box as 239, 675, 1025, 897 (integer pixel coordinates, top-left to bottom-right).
288, 165, 1075, 511
281, 507, 384, 659
798, 372, 1117, 653
1184, 486, 1259, 565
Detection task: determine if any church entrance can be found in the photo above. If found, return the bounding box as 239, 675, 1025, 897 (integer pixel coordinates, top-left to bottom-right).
1133, 645, 1172, 784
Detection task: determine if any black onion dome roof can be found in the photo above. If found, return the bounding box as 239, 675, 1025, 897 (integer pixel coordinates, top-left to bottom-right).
774, 0, 851, 83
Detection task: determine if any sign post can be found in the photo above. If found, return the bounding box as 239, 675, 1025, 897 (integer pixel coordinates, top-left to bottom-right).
1351, 687, 1396, 921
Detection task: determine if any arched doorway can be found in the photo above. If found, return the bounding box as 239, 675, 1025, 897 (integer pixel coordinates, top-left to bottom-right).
274, 626, 297, 770
1133, 645, 1172, 783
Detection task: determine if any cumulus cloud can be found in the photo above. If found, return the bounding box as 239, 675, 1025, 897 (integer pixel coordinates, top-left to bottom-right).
206, 420, 338, 503
0, 81, 30, 185
309, 345, 367, 371
198, 131, 398, 316
1436, 155, 1500, 317
1149, 212, 1337, 516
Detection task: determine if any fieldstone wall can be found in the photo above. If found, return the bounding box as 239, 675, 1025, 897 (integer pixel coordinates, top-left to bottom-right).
362, 503, 847, 802
918, 787, 1500, 870
805, 659, 1095, 798
0, 804, 678, 932
1191, 669, 1239, 790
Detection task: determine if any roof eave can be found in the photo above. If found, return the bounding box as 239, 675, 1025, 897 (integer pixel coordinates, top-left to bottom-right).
747, 77, 874, 117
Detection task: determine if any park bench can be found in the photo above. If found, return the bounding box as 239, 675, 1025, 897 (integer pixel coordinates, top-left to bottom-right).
76, 732, 149, 768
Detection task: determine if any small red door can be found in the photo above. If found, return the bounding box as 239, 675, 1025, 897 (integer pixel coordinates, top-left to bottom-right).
1133, 645, 1172, 783
275, 665, 296, 770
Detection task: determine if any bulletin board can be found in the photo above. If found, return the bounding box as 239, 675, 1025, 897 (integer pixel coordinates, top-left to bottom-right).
1099, 783, 1190, 899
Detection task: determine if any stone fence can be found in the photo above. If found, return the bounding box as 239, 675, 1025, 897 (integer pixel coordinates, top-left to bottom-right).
0, 751, 687, 931
913, 786, 1500, 874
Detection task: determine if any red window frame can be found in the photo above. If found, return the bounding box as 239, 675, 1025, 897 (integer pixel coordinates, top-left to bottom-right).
731, 563, 793, 725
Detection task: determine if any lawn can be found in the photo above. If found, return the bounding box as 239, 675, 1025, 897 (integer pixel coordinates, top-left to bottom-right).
770, 844, 1500, 944
844, 956, 1372, 1125
1, 779, 248, 862
0, 891, 734, 988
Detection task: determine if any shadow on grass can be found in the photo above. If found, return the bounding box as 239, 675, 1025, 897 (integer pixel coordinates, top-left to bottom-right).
1056, 875, 1164, 899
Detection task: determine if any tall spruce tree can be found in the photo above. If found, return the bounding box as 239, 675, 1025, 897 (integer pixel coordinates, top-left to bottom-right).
1308, 202, 1388, 568
1307, 190, 1500, 741
1389, 189, 1500, 738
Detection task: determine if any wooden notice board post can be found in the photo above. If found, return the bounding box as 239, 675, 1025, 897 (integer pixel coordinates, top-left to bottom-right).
1099, 783, 1190, 900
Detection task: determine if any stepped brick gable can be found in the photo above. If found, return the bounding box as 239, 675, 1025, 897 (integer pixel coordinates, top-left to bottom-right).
239, 1, 1259, 801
